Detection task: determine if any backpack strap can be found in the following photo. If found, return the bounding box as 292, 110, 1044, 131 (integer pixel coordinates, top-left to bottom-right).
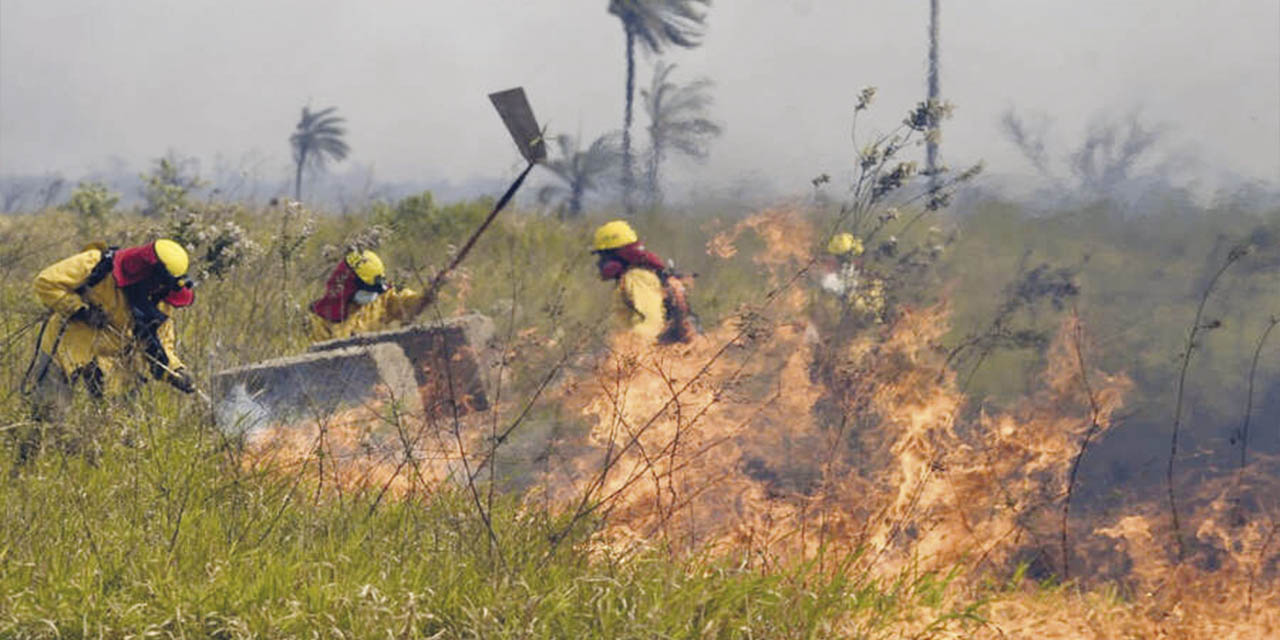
74, 246, 118, 295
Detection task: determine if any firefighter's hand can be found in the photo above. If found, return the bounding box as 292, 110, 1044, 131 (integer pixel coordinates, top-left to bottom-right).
70, 304, 111, 329
167, 368, 197, 394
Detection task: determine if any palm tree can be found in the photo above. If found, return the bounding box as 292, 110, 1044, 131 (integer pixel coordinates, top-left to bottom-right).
289, 105, 349, 201
537, 133, 621, 219
925, 0, 941, 191
641, 61, 721, 208
607, 0, 710, 214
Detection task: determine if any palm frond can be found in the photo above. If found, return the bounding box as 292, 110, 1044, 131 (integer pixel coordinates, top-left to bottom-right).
290, 104, 351, 199
538, 132, 621, 216
643, 63, 721, 161
640, 60, 721, 205
609, 0, 710, 55
291, 105, 350, 168
536, 183, 568, 205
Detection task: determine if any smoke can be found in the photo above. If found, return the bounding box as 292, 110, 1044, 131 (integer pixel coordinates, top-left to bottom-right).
229, 208, 1280, 636
539, 210, 1280, 634
995, 107, 1212, 213
215, 382, 271, 438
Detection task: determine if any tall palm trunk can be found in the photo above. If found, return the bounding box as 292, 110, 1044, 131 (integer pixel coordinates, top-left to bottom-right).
294, 157, 304, 201
294, 144, 308, 201
621, 27, 636, 215
645, 140, 662, 208
926, 0, 940, 191
569, 182, 585, 218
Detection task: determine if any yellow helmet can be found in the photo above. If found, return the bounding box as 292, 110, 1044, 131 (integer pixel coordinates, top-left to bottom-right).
593, 220, 638, 252
153, 239, 190, 278
345, 249, 386, 286
826, 232, 863, 257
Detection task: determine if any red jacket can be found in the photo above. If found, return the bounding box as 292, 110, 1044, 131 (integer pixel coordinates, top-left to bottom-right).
598, 242, 666, 280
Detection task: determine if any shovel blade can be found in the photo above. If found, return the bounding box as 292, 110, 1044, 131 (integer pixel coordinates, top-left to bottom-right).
489, 87, 546, 163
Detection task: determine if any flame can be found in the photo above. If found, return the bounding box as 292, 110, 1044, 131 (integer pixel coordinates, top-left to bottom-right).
551, 209, 1280, 636
242, 392, 477, 500
707, 208, 815, 273
236, 208, 1280, 637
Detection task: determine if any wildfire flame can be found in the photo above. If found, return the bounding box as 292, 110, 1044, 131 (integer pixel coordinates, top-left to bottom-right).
553, 209, 1280, 636
242, 393, 476, 500
241, 208, 1279, 637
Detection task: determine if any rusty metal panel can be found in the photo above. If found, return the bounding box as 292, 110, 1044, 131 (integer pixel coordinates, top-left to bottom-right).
489, 87, 546, 163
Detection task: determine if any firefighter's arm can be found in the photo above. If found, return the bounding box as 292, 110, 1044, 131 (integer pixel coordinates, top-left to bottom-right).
155, 309, 186, 372
153, 316, 195, 393
383, 287, 429, 323
32, 250, 102, 316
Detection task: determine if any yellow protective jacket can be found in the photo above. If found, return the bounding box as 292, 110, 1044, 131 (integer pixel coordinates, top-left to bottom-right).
309, 287, 429, 343
33, 248, 185, 392
614, 267, 666, 340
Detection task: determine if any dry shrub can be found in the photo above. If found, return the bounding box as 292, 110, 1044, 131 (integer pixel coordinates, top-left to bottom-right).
544, 209, 1279, 637
229, 208, 1280, 638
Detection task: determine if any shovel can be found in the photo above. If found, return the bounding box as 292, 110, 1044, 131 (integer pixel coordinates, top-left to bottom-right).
103, 323, 214, 406
419, 87, 545, 307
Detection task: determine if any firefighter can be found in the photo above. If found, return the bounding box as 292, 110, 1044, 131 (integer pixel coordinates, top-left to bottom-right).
816, 231, 884, 323
23, 239, 198, 429
592, 220, 695, 344
818, 232, 864, 298
309, 249, 430, 342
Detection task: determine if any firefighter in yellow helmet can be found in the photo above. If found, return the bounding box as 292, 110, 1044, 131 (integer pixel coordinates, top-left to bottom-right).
308, 249, 430, 342
24, 239, 198, 420
592, 220, 696, 343
817, 231, 885, 322
818, 232, 864, 297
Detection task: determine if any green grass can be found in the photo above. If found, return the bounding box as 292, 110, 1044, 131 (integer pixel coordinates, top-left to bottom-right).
0, 200, 985, 637
0, 406, 983, 637
1, 193, 1277, 636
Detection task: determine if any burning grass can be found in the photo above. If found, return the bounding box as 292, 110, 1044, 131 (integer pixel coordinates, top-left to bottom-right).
4, 200, 1278, 636
542, 210, 1280, 636
242, 403, 471, 501
233, 210, 1280, 636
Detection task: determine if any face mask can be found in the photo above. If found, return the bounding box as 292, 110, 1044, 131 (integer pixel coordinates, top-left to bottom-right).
596, 253, 624, 280
352, 290, 379, 306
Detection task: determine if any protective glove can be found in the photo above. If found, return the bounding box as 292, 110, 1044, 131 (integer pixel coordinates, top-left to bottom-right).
70, 304, 111, 329
166, 368, 197, 394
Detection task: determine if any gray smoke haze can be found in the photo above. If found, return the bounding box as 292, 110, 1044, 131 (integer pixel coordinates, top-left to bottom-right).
2, 0, 1277, 202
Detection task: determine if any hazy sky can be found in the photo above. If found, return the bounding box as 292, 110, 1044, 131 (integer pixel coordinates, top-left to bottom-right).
2, 0, 1277, 196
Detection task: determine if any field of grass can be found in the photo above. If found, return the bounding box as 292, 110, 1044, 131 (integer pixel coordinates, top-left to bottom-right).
1, 192, 1277, 637
0, 422, 989, 637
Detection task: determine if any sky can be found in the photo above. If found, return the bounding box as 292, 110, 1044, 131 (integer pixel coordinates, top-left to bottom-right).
1, 0, 1277, 199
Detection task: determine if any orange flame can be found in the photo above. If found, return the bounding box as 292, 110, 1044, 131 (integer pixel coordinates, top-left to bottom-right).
239, 208, 1280, 637
552, 209, 1280, 636
242, 391, 478, 500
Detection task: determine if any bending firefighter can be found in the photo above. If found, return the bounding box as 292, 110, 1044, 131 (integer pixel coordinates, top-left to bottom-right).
309, 249, 430, 342
24, 239, 198, 418
592, 220, 696, 344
